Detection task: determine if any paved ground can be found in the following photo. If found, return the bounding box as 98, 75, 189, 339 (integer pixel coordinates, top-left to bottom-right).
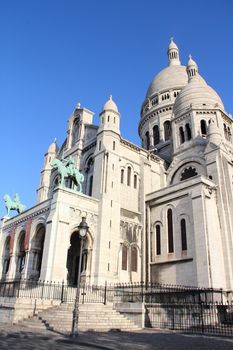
0, 324, 232, 350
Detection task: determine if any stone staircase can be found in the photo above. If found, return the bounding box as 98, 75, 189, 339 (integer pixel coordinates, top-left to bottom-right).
18, 302, 141, 333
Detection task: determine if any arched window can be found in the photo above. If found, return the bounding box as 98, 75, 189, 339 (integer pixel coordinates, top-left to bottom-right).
167, 209, 174, 253
153, 125, 160, 145
88, 175, 93, 196
72, 118, 79, 146
156, 225, 161, 255
131, 247, 137, 272
122, 245, 127, 270
107, 115, 110, 122
164, 121, 171, 141
179, 127, 185, 144
145, 131, 150, 150
121, 169, 124, 184
185, 123, 192, 140
201, 120, 207, 136
127, 167, 131, 186
134, 174, 137, 189
180, 167, 198, 181
181, 219, 187, 251
113, 141, 116, 150
227, 126, 232, 142
84, 156, 94, 195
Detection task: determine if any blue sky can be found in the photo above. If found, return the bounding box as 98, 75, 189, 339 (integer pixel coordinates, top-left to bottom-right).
0, 0, 232, 218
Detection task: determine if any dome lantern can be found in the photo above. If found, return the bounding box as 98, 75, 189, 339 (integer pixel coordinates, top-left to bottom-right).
167, 37, 180, 66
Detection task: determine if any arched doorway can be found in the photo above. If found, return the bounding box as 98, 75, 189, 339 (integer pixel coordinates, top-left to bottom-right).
66, 231, 88, 286
30, 225, 45, 280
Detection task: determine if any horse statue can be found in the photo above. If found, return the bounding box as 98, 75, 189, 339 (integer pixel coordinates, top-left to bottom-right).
51, 157, 84, 192
3, 194, 26, 217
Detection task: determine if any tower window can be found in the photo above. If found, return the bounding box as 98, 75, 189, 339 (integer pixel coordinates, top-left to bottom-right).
88, 175, 93, 196
181, 219, 187, 251
122, 245, 127, 270
167, 209, 174, 253
121, 169, 124, 184
108, 115, 110, 122
179, 127, 185, 144
185, 123, 192, 140
127, 167, 131, 186
134, 174, 137, 189
131, 247, 137, 272
72, 118, 80, 146
201, 120, 207, 136
153, 125, 160, 145
145, 131, 150, 150
99, 141, 101, 150
156, 225, 161, 255
113, 141, 116, 150
164, 121, 171, 141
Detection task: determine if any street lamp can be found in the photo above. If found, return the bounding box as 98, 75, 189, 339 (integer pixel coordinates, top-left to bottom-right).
71, 217, 89, 337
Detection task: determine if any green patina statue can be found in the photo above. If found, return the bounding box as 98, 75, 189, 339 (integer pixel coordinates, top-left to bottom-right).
51, 156, 84, 192
3, 193, 26, 217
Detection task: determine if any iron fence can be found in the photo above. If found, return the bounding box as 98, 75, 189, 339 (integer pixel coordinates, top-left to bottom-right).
145, 302, 233, 336
0, 280, 229, 304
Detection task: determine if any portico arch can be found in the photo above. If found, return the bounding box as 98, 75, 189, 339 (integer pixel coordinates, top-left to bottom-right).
66, 229, 92, 286
29, 224, 45, 280
15, 231, 26, 278
1, 236, 11, 279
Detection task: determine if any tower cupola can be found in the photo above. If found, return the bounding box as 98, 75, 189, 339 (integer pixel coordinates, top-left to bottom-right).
167, 37, 180, 66
186, 55, 198, 81
98, 95, 120, 135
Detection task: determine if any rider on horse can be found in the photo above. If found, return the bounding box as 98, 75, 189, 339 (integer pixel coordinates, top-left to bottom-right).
64, 156, 76, 175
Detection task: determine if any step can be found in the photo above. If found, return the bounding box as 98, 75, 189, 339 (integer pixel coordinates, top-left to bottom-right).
18, 302, 141, 332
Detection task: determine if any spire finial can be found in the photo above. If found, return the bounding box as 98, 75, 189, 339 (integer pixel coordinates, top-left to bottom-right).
77, 102, 81, 109
54, 137, 57, 143
110, 95, 112, 100
170, 37, 174, 42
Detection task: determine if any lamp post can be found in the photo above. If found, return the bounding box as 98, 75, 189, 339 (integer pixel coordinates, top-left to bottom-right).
71, 217, 89, 337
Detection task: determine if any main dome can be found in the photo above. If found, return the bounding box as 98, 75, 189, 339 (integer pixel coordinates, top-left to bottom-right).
146, 65, 188, 98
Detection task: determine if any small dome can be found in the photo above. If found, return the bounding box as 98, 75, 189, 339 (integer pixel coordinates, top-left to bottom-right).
146, 65, 188, 98
187, 54, 198, 67
173, 77, 224, 116
48, 138, 58, 153
168, 37, 178, 51
102, 95, 118, 112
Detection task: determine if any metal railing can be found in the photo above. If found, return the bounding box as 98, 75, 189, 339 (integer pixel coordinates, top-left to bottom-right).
0, 280, 229, 304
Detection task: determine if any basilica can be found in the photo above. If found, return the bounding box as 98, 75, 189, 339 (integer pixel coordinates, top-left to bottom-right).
1, 39, 233, 290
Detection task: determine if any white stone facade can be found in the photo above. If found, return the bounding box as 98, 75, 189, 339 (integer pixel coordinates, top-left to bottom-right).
0, 39, 232, 290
